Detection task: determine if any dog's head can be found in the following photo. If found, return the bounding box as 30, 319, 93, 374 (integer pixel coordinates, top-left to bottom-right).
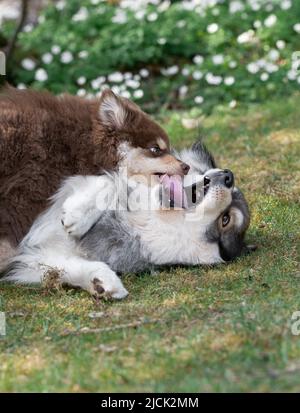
180, 141, 253, 262
97, 89, 189, 178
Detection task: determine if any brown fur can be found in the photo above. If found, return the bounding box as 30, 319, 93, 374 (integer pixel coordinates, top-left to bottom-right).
0, 86, 184, 247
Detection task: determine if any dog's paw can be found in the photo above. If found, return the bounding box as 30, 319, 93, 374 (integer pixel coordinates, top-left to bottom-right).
62, 196, 98, 238
89, 276, 128, 300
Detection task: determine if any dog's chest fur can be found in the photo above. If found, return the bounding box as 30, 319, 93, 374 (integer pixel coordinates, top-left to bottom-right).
79, 210, 220, 273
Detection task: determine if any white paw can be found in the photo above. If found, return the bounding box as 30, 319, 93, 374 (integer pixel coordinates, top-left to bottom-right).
61, 196, 98, 238
88, 276, 128, 300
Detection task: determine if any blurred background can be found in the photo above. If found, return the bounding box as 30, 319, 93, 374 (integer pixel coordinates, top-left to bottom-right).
0, 0, 300, 113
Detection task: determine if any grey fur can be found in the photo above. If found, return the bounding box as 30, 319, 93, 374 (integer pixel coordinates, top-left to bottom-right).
79, 211, 151, 273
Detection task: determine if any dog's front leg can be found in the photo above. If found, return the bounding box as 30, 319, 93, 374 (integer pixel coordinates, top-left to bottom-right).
52, 256, 128, 299
61, 175, 115, 238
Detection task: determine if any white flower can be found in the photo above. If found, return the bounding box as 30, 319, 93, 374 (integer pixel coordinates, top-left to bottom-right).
124, 72, 132, 80
237, 30, 255, 44
182, 68, 190, 76
266, 4, 274, 12
157, 38, 167, 45
108, 72, 124, 83
297, 76, 300, 85
276, 40, 286, 49
229, 1, 244, 14
60, 51, 73, 64
253, 20, 262, 29
161, 65, 179, 76
135, 10, 146, 20
91, 76, 106, 89
23, 23, 33, 33
77, 89, 86, 97
264, 14, 277, 28
281, 0, 292, 10
77, 76, 86, 85
212, 54, 224, 65
78, 50, 88, 59
51, 45, 61, 55
176, 20, 186, 28
158, 1, 171, 13
194, 95, 204, 104
224, 76, 235, 86
287, 70, 297, 80
133, 89, 144, 99
140, 69, 149, 78
257, 58, 267, 69
38, 15, 45, 24
293, 23, 300, 33
125, 79, 140, 89
21, 58, 36, 71
120, 90, 131, 99
35, 68, 48, 82
42, 53, 53, 64
205, 73, 222, 85
229, 100, 237, 108
250, 2, 260, 12
179, 85, 188, 97
56, 0, 66, 11
207, 23, 219, 34
247, 62, 260, 74
260, 72, 269, 81
17, 83, 26, 90
192, 70, 203, 80
147, 12, 158, 22
112, 10, 127, 24
72, 7, 88, 22
265, 63, 278, 73
268, 49, 280, 61
229, 61, 237, 69
193, 55, 204, 65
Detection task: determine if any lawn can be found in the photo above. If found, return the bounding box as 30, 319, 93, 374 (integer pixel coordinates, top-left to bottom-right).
0, 94, 299, 392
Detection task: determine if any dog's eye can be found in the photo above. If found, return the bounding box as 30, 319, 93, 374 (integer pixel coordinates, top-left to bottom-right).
149, 145, 162, 156
222, 213, 231, 227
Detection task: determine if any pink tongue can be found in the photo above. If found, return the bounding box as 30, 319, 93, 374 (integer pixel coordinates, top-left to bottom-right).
160, 174, 187, 208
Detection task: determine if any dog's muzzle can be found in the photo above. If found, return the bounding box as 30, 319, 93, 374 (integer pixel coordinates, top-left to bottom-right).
184, 169, 235, 208
204, 169, 234, 189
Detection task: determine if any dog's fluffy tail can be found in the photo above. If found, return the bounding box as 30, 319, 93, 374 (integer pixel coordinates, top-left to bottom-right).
0, 252, 45, 284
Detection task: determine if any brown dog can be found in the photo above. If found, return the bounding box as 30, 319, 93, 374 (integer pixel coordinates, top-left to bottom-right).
0, 86, 189, 264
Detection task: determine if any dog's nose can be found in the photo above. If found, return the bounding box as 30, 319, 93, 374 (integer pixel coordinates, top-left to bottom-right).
181, 162, 190, 175
223, 169, 234, 188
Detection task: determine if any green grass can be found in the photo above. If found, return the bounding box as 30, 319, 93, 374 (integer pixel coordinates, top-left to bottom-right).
1, 94, 300, 392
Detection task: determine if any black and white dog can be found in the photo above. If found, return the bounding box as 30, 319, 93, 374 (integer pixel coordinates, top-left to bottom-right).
2, 142, 251, 299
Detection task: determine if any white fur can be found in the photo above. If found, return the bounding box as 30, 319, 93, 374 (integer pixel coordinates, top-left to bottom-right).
99, 92, 127, 129
3, 175, 128, 299
3, 167, 233, 298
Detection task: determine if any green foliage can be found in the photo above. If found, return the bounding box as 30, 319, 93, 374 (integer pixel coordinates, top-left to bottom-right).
4, 0, 300, 112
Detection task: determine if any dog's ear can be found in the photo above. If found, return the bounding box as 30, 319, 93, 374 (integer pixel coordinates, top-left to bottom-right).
192, 140, 217, 169
98, 89, 140, 130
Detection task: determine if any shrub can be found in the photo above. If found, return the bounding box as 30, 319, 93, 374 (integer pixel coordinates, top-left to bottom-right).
4, 0, 300, 113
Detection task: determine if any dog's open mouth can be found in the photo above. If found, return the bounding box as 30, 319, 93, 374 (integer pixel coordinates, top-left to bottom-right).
155, 173, 212, 209
157, 173, 188, 209
182, 175, 211, 208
